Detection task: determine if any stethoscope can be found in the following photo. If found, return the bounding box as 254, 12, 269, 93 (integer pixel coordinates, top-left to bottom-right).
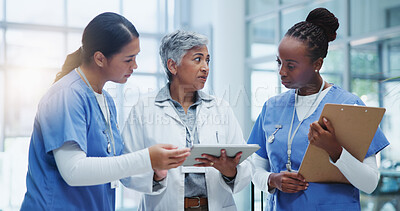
76, 67, 116, 156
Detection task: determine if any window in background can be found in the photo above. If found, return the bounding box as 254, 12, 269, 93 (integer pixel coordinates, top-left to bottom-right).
67, 31, 83, 54
351, 43, 381, 79
123, 0, 160, 33
246, 0, 276, 16
4, 68, 55, 137
251, 70, 279, 121
247, 15, 277, 58
281, 0, 346, 40
67, 0, 120, 27
0, 29, 4, 65
382, 81, 400, 163
388, 39, 400, 78
134, 37, 159, 73
6, 29, 65, 68
387, 5, 400, 28
321, 46, 344, 87
350, 0, 400, 36
6, 0, 63, 25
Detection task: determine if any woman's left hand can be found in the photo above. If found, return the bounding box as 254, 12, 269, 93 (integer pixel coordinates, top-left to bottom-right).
308, 117, 342, 162
194, 149, 242, 178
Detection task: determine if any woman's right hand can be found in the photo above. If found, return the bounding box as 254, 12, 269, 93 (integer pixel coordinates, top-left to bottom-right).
148, 144, 190, 170
268, 172, 309, 193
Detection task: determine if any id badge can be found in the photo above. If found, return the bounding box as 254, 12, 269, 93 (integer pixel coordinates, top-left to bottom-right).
111, 180, 119, 189
181, 166, 206, 173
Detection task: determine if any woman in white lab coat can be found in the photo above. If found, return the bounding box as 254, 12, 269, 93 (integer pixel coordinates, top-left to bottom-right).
121, 30, 252, 211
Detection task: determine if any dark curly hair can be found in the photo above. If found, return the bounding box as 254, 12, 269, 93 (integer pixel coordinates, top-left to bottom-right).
285, 8, 339, 62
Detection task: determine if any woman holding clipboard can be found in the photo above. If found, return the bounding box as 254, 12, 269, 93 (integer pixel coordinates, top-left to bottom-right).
248, 8, 389, 210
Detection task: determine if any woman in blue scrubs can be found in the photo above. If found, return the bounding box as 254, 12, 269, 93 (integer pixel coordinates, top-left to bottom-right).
248, 8, 389, 210
21, 12, 190, 211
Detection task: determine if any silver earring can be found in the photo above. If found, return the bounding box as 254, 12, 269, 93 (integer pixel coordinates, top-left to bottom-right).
315, 70, 318, 73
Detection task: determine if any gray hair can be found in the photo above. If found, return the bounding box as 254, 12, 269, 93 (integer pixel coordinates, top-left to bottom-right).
159, 30, 209, 81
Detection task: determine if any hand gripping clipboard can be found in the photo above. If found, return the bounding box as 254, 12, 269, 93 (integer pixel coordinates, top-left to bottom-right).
298, 103, 386, 183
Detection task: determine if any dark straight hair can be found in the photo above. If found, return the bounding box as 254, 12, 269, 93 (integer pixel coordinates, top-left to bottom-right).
54, 12, 139, 82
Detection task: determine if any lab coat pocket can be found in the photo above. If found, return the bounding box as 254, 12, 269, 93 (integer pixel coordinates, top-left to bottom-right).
198, 126, 227, 144
221, 204, 237, 211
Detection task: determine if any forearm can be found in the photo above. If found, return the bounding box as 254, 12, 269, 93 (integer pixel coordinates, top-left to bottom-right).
54, 141, 152, 186
252, 154, 274, 193
332, 148, 379, 194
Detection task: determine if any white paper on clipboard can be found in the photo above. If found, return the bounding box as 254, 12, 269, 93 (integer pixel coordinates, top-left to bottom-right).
182, 144, 260, 166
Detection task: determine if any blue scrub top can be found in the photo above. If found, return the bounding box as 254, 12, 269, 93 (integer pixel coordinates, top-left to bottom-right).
21, 70, 123, 211
248, 85, 389, 211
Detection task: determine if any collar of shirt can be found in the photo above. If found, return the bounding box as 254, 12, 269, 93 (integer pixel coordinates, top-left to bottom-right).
155, 83, 213, 106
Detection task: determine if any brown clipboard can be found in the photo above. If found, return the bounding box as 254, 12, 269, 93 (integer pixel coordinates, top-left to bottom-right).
298, 103, 386, 183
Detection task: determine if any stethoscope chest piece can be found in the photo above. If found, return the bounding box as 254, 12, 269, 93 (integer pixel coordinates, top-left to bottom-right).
268, 124, 282, 144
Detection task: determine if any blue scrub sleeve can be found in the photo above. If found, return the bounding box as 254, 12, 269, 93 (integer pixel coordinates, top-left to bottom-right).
38, 88, 87, 153
248, 102, 268, 159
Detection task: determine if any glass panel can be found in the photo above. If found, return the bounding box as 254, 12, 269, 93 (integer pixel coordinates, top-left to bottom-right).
321, 46, 344, 87
251, 71, 279, 121
0, 0, 3, 21
381, 81, 400, 162
123, 0, 159, 33
281, 1, 345, 40
351, 43, 380, 78
351, 79, 379, 107
6, 29, 64, 69
247, 15, 277, 58
67, 0, 120, 28
122, 75, 158, 123
5, 68, 56, 136
6, 0, 63, 25
67, 32, 83, 55
167, 0, 175, 32
246, 0, 276, 15
388, 39, 400, 78
0, 29, 4, 65
136, 38, 158, 73
351, 0, 400, 36
3, 137, 30, 207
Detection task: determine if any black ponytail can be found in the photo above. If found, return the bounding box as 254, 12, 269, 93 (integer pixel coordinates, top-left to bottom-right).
54, 48, 82, 82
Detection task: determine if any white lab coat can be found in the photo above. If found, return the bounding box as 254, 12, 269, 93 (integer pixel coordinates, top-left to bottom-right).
121, 90, 252, 211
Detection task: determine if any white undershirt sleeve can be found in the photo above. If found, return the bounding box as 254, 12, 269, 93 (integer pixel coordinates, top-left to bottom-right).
331, 148, 379, 194
252, 154, 275, 194
53, 141, 152, 186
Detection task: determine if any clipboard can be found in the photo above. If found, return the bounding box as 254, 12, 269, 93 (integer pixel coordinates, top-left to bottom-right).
182, 144, 260, 166
298, 103, 386, 183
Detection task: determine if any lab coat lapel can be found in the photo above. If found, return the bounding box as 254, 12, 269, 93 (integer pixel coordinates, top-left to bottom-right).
196, 100, 214, 128
154, 100, 184, 125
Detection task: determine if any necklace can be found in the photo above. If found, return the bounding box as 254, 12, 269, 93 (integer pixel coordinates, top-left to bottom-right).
286, 80, 325, 172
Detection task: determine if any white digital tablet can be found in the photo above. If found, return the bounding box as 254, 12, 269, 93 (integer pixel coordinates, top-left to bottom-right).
182, 144, 260, 166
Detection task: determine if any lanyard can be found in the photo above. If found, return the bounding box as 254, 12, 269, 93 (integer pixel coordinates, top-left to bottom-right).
76, 67, 116, 156
286, 80, 325, 172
